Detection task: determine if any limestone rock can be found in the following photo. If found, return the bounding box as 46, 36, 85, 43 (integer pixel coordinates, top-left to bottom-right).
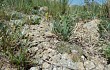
106, 64, 110, 70
30, 67, 38, 70
42, 62, 50, 69
76, 62, 85, 70
70, 19, 100, 46
84, 60, 96, 70
28, 47, 39, 53
95, 64, 104, 70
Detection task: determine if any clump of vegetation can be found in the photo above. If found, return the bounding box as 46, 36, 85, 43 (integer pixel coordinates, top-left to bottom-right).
104, 44, 110, 62
98, 19, 110, 40
0, 0, 70, 16
30, 16, 41, 25
53, 14, 74, 41
0, 22, 31, 69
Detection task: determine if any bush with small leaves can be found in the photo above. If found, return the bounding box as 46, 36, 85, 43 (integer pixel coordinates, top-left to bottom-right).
0, 22, 30, 69
53, 14, 74, 41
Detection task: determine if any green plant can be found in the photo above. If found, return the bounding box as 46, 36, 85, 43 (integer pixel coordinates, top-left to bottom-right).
53, 14, 74, 41
104, 44, 110, 59
1, 0, 32, 14
8, 42, 30, 70
0, 22, 30, 69
98, 19, 110, 40
49, 0, 69, 16
30, 16, 41, 25
1, 0, 70, 16
0, 0, 4, 9
69, 0, 110, 21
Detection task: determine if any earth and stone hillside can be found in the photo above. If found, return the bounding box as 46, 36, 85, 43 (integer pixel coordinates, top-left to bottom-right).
0, 0, 110, 70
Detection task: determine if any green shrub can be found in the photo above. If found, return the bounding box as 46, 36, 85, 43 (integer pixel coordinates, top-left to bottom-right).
77, 11, 94, 21
53, 14, 74, 41
98, 19, 110, 40
30, 16, 41, 25
1, 0, 70, 16
0, 22, 30, 69
1, 0, 32, 14
0, 0, 4, 9
104, 44, 110, 59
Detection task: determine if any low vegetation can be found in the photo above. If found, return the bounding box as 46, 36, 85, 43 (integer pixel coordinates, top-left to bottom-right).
53, 14, 74, 41
0, 21, 30, 69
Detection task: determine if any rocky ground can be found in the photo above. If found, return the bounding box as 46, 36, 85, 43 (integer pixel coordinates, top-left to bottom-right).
0, 11, 110, 70
27, 18, 109, 70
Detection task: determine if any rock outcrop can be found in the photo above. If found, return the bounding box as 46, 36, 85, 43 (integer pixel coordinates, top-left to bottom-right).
0, 11, 108, 70
70, 19, 100, 47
